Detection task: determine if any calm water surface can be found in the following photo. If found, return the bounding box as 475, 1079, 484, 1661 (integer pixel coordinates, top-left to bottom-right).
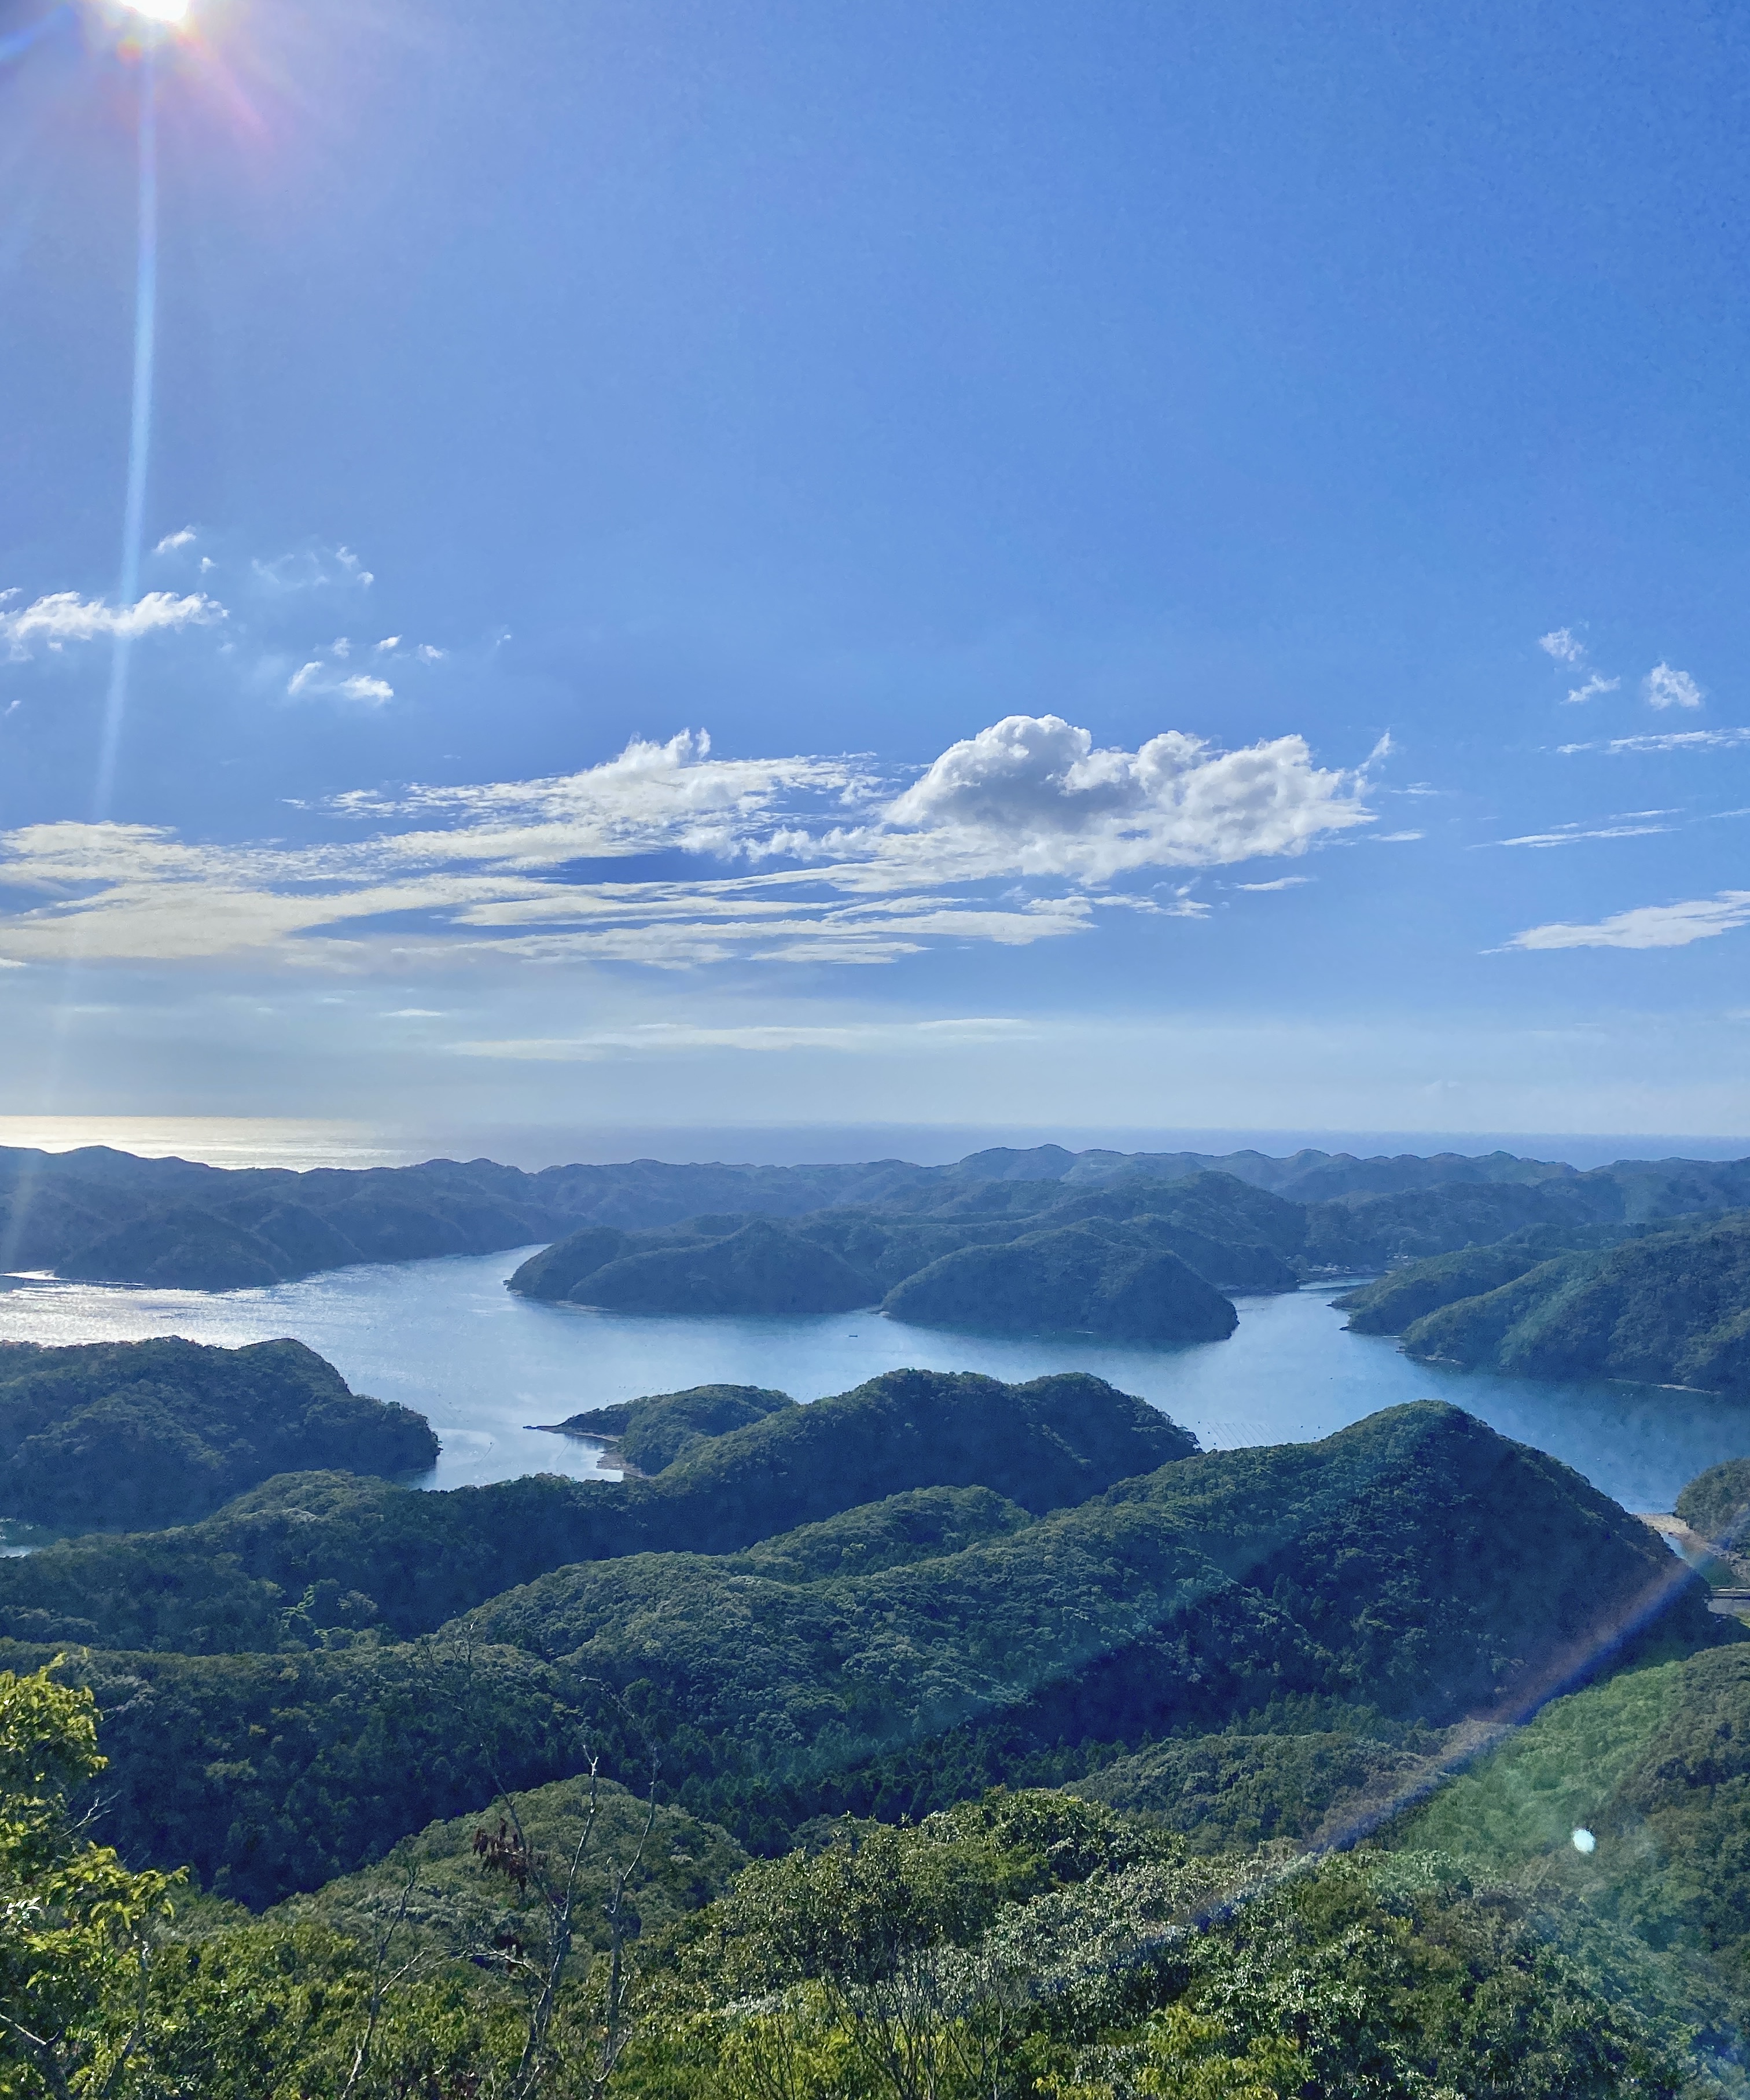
2, 1249, 1747, 1511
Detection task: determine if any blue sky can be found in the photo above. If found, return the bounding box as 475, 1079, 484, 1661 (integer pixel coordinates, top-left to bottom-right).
2, 0, 1749, 1147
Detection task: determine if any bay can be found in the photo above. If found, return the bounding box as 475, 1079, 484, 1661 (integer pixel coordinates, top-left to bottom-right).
2, 1248, 1747, 1512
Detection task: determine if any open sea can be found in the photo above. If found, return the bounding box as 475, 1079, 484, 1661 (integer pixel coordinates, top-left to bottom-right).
2, 1247, 1748, 1516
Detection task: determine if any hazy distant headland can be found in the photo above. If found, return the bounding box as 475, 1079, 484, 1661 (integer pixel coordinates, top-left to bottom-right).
6, 1135, 1750, 1297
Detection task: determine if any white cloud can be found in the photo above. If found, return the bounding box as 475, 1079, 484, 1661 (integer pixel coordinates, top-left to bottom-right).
842, 716, 1371, 884
287, 662, 395, 707
417, 643, 445, 663
1508, 891, 1750, 951
1565, 673, 1620, 705
0, 590, 226, 660
450, 1018, 1038, 1059
375, 637, 402, 653
1645, 662, 1704, 711
0, 716, 1367, 970
1237, 875, 1311, 891
1495, 820, 1672, 848
1539, 628, 1586, 664
152, 527, 197, 555
252, 544, 374, 592
1558, 727, 1750, 755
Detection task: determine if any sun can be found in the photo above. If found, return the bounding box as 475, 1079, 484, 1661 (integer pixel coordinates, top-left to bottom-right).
117, 0, 192, 22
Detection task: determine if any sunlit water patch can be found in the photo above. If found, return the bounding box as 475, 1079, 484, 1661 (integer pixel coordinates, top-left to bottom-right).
2, 1249, 1747, 1508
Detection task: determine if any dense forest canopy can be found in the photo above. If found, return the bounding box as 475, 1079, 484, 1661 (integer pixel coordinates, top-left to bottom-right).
0, 1366, 1195, 1649
0, 1336, 437, 1529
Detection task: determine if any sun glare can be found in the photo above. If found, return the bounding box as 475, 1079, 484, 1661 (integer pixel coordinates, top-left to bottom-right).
118, 0, 192, 23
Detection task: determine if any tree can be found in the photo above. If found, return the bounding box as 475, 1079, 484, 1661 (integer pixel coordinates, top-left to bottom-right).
0, 1663, 178, 2099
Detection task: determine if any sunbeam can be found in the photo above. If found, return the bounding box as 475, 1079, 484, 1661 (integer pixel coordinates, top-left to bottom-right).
92, 29, 159, 820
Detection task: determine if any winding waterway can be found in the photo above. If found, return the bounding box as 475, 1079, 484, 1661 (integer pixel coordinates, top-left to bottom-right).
2, 1248, 1747, 1513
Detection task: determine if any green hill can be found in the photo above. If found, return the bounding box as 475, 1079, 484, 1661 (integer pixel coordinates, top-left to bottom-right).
1333, 1222, 1638, 1334
270, 1770, 748, 1969
1675, 1457, 1750, 1549
509, 1179, 1289, 1334
538, 1382, 796, 1472
881, 1224, 1240, 1340
1401, 1641, 1750, 2059
5, 1400, 1709, 1909
0, 1336, 437, 1529
0, 1369, 1193, 1652
1399, 1215, 1750, 1392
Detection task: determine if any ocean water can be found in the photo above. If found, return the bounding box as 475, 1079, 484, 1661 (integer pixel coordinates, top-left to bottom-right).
1, 1249, 1746, 1512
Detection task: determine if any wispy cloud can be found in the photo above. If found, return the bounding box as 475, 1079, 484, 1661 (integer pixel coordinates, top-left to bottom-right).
152, 527, 197, 556
1508, 891, 1750, 951
287, 660, 395, 707
1565, 672, 1619, 705
1558, 727, 1750, 756
0, 590, 226, 661
1236, 875, 1311, 891
252, 544, 374, 593
1645, 661, 1704, 710
450, 1017, 1039, 1059
1492, 819, 1674, 848
0, 717, 1370, 969
1539, 627, 1586, 664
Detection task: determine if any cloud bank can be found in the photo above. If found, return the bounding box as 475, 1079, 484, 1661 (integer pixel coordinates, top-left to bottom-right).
0, 715, 1369, 969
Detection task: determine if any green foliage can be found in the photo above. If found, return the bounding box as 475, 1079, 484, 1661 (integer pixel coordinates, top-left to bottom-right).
0, 1371, 1193, 1652
1403, 1643, 1750, 2051
0, 1663, 179, 2099
131, 1921, 505, 2099
275, 1773, 747, 1969
1400, 1215, 1750, 1394
0, 1401, 1713, 1913
1071, 1730, 1442, 1852
1676, 1459, 1750, 1549
883, 1228, 1238, 1344
543, 1389, 799, 1476
727, 1489, 1036, 1584
1332, 1225, 1634, 1336
510, 1177, 1299, 1329
0, 1638, 587, 1911
634, 1801, 1681, 2100
0, 1338, 436, 1529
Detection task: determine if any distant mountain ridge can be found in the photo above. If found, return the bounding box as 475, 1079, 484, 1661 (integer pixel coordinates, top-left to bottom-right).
4, 1137, 1749, 1290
